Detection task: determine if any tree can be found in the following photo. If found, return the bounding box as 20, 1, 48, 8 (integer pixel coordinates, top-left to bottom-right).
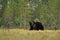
0, 0, 7, 26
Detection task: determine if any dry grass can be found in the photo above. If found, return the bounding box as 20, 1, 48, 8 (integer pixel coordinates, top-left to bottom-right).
0, 29, 60, 40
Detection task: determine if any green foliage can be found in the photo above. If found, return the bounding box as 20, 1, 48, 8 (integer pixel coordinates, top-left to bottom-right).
0, 0, 60, 29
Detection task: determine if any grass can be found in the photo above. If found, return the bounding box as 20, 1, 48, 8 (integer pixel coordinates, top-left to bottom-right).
0, 29, 60, 40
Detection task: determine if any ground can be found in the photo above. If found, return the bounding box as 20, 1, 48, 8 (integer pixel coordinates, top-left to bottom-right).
0, 29, 60, 40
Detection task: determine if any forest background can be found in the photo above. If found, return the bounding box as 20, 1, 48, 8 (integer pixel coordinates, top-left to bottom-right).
0, 0, 60, 30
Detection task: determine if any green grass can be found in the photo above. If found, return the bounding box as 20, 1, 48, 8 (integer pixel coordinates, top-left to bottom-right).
0, 29, 60, 40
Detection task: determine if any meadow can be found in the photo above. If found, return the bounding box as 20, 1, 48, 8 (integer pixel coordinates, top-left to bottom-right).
0, 29, 60, 40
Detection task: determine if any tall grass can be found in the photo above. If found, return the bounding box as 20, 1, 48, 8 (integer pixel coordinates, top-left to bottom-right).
0, 29, 60, 40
